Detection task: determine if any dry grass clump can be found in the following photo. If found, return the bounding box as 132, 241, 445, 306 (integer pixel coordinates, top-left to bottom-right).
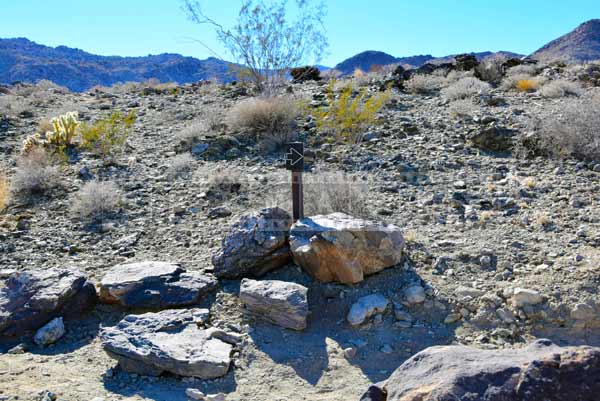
226, 96, 299, 150
442, 77, 491, 100
0, 95, 30, 118
11, 148, 61, 198
527, 95, 600, 162
449, 99, 481, 120
166, 153, 195, 179
0, 172, 9, 212
405, 74, 447, 94
71, 181, 121, 220
303, 168, 372, 218
539, 80, 582, 98
475, 55, 507, 85
199, 167, 246, 200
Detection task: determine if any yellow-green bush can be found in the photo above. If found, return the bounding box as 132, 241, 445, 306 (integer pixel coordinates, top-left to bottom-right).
79, 111, 136, 157
313, 80, 390, 143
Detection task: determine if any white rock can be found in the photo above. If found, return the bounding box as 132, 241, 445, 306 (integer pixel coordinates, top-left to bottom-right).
511, 288, 543, 308
207, 394, 226, 401
347, 294, 388, 326
455, 286, 484, 298
186, 388, 206, 400
404, 285, 426, 305
33, 317, 65, 346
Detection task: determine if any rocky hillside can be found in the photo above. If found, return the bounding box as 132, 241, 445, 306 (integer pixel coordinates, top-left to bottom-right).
532, 19, 600, 62
1, 55, 600, 401
0, 38, 236, 92
335, 51, 523, 74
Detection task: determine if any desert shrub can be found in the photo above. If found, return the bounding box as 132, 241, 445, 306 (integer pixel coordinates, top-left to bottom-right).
79, 111, 136, 158
449, 99, 481, 120
11, 148, 61, 197
0, 172, 9, 212
475, 55, 507, 84
184, 0, 328, 92
539, 80, 582, 98
321, 69, 343, 80
442, 77, 490, 100
21, 111, 80, 156
523, 95, 600, 162
226, 96, 299, 150
501, 73, 545, 92
201, 167, 246, 200
166, 153, 195, 179
506, 64, 537, 76
71, 181, 121, 220
404, 74, 447, 94
304, 169, 371, 217
0, 95, 30, 118
313, 80, 391, 143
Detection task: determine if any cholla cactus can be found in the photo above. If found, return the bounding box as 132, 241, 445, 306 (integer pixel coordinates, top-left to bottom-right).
21, 133, 44, 155
20, 112, 79, 155
46, 112, 79, 148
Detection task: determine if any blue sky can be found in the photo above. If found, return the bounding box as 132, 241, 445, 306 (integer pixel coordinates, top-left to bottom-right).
1, 0, 599, 66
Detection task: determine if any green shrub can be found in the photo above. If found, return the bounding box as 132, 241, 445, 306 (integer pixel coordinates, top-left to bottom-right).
79, 111, 136, 157
313, 80, 391, 143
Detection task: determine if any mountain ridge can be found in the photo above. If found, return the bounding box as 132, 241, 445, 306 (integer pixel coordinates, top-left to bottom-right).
531, 19, 600, 62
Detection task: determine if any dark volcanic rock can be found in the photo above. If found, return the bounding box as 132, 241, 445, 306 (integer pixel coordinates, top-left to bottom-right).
99, 261, 217, 309
0, 268, 96, 338
212, 208, 292, 279
360, 339, 600, 401
455, 53, 480, 71
469, 124, 516, 152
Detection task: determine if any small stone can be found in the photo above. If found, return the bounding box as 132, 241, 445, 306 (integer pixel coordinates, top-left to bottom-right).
208, 205, 232, 219
404, 285, 426, 305
206, 394, 226, 401
186, 388, 206, 400
394, 308, 413, 322
380, 344, 394, 354
343, 347, 357, 359
497, 308, 515, 323
444, 313, 462, 324
347, 294, 388, 326
34, 317, 65, 346
7, 343, 27, 354
453, 180, 467, 189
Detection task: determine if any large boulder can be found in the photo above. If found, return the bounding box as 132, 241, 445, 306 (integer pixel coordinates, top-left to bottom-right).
0, 268, 96, 338
289, 213, 405, 284
100, 309, 234, 378
212, 208, 293, 279
455, 53, 479, 71
359, 339, 600, 401
239, 279, 309, 330
99, 261, 217, 309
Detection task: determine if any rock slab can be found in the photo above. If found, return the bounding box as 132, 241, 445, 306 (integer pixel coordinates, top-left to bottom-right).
33, 317, 65, 346
99, 261, 217, 309
289, 213, 405, 284
101, 309, 233, 378
359, 339, 600, 401
0, 268, 96, 338
212, 208, 292, 279
239, 279, 309, 330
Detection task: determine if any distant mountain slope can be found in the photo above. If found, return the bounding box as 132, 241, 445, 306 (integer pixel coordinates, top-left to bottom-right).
0, 38, 236, 92
334, 50, 524, 75
531, 19, 600, 62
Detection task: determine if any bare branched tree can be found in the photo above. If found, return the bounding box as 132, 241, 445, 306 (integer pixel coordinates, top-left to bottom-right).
182, 0, 328, 92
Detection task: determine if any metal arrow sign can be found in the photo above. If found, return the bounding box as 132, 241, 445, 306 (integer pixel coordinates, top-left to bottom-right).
285, 142, 304, 171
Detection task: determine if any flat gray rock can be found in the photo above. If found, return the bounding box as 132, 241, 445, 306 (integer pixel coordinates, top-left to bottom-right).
99, 261, 217, 309
212, 208, 292, 279
360, 339, 600, 401
0, 268, 96, 338
239, 279, 309, 330
101, 309, 233, 378
290, 213, 405, 284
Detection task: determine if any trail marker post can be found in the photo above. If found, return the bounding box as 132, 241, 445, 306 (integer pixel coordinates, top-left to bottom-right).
285, 142, 304, 222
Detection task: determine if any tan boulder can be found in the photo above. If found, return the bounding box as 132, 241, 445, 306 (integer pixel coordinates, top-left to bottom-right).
289, 213, 405, 284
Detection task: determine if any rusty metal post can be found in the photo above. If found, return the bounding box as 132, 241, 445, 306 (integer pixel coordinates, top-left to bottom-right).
286, 142, 304, 222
